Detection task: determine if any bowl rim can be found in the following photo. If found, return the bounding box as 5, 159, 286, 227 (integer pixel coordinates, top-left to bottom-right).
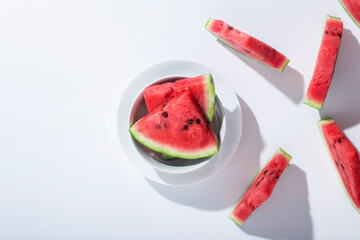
117, 60, 242, 185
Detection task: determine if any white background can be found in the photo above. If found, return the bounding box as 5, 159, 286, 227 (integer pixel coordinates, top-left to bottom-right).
1, 0, 360, 239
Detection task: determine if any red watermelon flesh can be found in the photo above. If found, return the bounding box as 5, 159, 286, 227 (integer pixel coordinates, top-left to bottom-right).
230, 148, 292, 226
319, 118, 360, 213
144, 73, 215, 122
129, 91, 218, 159
339, 0, 360, 28
304, 15, 343, 110
205, 18, 289, 72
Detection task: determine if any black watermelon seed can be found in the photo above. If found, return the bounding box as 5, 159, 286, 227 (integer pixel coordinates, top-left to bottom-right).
341, 164, 345, 170
325, 31, 329, 34
184, 125, 188, 130
256, 181, 260, 186
336, 162, 339, 167
196, 118, 201, 124
276, 176, 279, 179
264, 170, 268, 174
338, 139, 342, 143
162, 112, 168, 118
261, 177, 264, 181
162, 104, 166, 108
156, 124, 161, 129
228, 26, 233, 30
338, 33, 342, 37
187, 119, 194, 124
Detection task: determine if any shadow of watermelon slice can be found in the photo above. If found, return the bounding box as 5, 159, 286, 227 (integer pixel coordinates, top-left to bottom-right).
216, 39, 304, 104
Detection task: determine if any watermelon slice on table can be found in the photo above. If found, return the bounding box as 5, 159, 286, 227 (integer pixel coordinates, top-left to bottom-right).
129, 91, 219, 159
304, 15, 343, 110
318, 118, 360, 213
144, 73, 215, 122
230, 148, 292, 226
339, 0, 360, 28
205, 18, 289, 72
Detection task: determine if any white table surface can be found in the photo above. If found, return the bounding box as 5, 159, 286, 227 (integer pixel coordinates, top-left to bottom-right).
1, 0, 360, 239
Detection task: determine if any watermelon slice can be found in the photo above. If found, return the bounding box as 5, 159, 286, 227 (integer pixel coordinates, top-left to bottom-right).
304, 15, 343, 110
205, 18, 289, 72
318, 118, 360, 213
144, 73, 215, 122
230, 148, 292, 226
129, 91, 219, 159
339, 0, 360, 28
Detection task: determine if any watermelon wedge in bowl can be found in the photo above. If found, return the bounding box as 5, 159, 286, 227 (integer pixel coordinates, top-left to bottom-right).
129, 91, 219, 159
144, 73, 215, 122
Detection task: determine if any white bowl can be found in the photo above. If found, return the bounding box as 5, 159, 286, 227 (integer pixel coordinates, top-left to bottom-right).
117, 60, 242, 186
129, 78, 225, 174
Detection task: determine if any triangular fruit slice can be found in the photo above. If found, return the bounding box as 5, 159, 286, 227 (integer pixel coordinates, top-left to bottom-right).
304, 15, 343, 110
144, 73, 215, 122
318, 118, 360, 213
130, 91, 219, 159
230, 148, 292, 226
339, 0, 360, 28
205, 18, 289, 72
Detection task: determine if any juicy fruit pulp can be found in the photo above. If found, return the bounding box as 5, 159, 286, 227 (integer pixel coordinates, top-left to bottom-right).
304, 15, 343, 110
339, 0, 360, 28
230, 148, 292, 226
318, 118, 360, 213
205, 18, 289, 72
144, 73, 215, 122
129, 91, 219, 159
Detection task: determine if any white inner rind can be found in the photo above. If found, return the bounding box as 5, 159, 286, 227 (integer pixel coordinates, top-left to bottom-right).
229, 213, 244, 227
303, 97, 323, 110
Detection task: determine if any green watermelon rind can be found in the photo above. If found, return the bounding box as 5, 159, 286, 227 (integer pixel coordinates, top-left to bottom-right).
229, 148, 292, 226
205, 18, 290, 72
203, 73, 216, 122
129, 125, 219, 159
318, 118, 360, 214
161, 153, 175, 160
327, 15, 342, 21
338, 0, 360, 29
303, 97, 323, 110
